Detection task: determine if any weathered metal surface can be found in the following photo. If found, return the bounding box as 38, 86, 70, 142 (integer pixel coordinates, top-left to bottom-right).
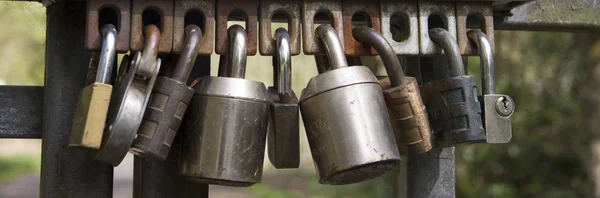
130, 0, 173, 53
0, 86, 42, 139
407, 147, 456, 198
380, 0, 419, 55
457, 2, 495, 55
86, 0, 130, 53
418, 1, 457, 55
302, 0, 343, 55
342, 0, 380, 55
495, 0, 600, 32
259, 0, 301, 55
173, 0, 214, 55
41, 3, 113, 197
215, 0, 258, 55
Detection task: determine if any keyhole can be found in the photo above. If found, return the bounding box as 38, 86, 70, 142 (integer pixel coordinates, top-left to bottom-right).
495, 97, 514, 116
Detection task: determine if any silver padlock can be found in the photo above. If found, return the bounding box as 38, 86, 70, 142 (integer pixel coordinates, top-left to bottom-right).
468, 29, 515, 143
267, 28, 300, 169
300, 25, 401, 185
179, 25, 270, 187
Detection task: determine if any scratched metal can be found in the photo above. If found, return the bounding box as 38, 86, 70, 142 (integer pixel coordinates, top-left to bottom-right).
173, 0, 215, 55
418, 1, 457, 55
457, 2, 495, 55
380, 0, 419, 55
130, 0, 173, 53
86, 0, 130, 52
215, 0, 258, 55
342, 0, 380, 56
259, 0, 301, 55
302, 0, 343, 55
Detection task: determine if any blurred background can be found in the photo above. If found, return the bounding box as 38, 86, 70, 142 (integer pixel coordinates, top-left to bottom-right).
1, 1, 599, 197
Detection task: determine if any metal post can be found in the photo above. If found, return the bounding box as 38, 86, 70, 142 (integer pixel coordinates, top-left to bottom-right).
133, 55, 210, 198
395, 57, 456, 198
41, 2, 113, 198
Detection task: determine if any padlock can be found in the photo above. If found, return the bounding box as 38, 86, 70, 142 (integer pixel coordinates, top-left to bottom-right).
95, 24, 162, 166
130, 25, 202, 161
69, 24, 117, 149
468, 29, 514, 143
300, 25, 400, 185
267, 28, 300, 169
179, 25, 269, 187
352, 26, 433, 155
419, 28, 484, 147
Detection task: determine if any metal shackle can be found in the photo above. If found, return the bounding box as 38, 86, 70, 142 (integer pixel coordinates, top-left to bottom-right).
172, 25, 203, 82
226, 25, 248, 79
274, 28, 292, 100
138, 25, 161, 78
352, 26, 405, 87
468, 29, 495, 95
429, 28, 465, 77
97, 24, 117, 84
315, 25, 347, 70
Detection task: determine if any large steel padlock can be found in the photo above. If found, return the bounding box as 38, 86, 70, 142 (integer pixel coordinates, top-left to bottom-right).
419, 28, 484, 147
300, 25, 400, 185
267, 28, 300, 169
468, 29, 514, 143
95, 24, 162, 166
352, 26, 433, 155
69, 24, 117, 149
130, 25, 202, 161
179, 25, 269, 187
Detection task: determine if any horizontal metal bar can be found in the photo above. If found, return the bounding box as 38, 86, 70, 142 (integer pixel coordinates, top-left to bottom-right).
0, 86, 43, 139
494, 0, 600, 32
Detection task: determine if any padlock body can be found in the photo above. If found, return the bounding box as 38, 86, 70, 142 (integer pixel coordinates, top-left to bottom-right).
179, 77, 269, 187
481, 94, 513, 143
267, 87, 300, 169
69, 82, 113, 149
300, 66, 401, 185
420, 75, 484, 147
131, 77, 194, 161
381, 77, 433, 155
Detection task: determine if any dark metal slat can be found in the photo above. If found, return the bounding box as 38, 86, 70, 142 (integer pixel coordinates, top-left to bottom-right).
0, 86, 43, 139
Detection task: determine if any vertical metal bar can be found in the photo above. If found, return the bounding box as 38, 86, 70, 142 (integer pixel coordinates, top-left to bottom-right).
133, 56, 210, 198
41, 3, 113, 198
396, 57, 456, 198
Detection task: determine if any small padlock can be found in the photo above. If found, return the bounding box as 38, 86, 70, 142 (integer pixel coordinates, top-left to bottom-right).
130, 25, 202, 161
267, 28, 300, 169
69, 24, 117, 149
468, 29, 514, 143
419, 28, 485, 147
300, 25, 401, 185
352, 26, 433, 155
179, 25, 270, 187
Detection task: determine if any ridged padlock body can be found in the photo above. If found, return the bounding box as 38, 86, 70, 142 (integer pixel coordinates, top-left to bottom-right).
380, 77, 433, 155
69, 83, 113, 148
419, 75, 484, 147
299, 66, 401, 185
131, 77, 194, 161
179, 76, 269, 187
267, 87, 300, 169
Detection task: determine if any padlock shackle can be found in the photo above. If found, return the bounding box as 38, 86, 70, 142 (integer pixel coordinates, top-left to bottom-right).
468, 29, 495, 95
226, 25, 247, 79
428, 28, 464, 77
314, 55, 332, 73
97, 24, 117, 84
138, 24, 161, 78
172, 25, 203, 83
316, 25, 347, 71
352, 26, 406, 87
275, 28, 292, 97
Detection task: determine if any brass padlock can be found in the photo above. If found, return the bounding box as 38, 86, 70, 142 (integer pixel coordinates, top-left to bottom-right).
69, 24, 117, 149
267, 28, 300, 169
352, 26, 433, 155
299, 25, 400, 185
468, 29, 514, 143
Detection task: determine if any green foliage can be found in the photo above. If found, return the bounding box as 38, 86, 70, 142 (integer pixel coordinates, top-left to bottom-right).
0, 155, 40, 181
